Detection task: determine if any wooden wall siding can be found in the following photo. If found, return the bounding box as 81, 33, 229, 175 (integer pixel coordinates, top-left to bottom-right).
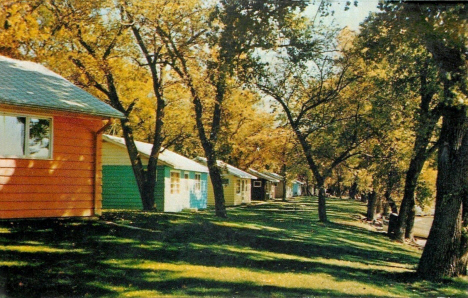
102, 166, 143, 210
275, 181, 285, 198
154, 166, 166, 211
102, 142, 136, 166
102, 164, 166, 211
207, 174, 242, 207
251, 179, 265, 201
0, 115, 103, 219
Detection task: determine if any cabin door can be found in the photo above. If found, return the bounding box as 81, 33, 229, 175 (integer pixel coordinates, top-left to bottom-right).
241, 180, 247, 203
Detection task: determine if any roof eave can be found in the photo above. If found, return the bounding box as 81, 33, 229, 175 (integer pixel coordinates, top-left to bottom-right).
0, 101, 125, 119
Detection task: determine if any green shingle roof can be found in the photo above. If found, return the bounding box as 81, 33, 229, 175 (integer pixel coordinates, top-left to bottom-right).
0, 55, 124, 118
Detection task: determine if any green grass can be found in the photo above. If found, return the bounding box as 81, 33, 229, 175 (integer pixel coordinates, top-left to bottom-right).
0, 197, 467, 297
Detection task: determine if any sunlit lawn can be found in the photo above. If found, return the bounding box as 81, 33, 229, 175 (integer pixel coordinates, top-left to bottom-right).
0, 197, 467, 297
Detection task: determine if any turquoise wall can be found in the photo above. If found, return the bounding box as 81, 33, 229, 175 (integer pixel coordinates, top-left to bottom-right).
190, 172, 208, 209
292, 182, 301, 196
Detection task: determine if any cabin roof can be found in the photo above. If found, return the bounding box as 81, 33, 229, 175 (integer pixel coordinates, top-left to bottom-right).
103, 135, 209, 173
0, 55, 124, 119
262, 172, 283, 181
260, 172, 304, 184
194, 157, 257, 179
247, 168, 280, 182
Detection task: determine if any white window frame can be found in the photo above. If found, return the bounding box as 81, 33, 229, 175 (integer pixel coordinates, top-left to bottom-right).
253, 181, 262, 187
194, 173, 201, 192
184, 173, 190, 191
0, 112, 53, 160
170, 171, 181, 194
236, 179, 241, 194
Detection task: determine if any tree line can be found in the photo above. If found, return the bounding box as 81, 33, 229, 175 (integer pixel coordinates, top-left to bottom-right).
0, 0, 467, 281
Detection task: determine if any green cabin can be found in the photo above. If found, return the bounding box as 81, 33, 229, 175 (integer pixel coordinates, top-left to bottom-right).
102, 135, 209, 212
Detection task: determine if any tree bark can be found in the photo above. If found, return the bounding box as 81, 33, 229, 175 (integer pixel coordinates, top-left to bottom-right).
405, 207, 416, 241
281, 163, 287, 202
417, 106, 468, 280
394, 147, 428, 241
349, 181, 358, 200
361, 192, 368, 203
318, 184, 328, 222
105, 69, 155, 211
366, 191, 377, 221
164, 48, 228, 217
393, 58, 441, 241
128, 23, 167, 211
205, 153, 227, 218
384, 190, 398, 214
119, 117, 150, 209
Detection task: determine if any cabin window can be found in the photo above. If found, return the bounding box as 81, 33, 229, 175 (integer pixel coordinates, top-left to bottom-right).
195, 173, 201, 192
236, 179, 241, 194
184, 173, 190, 191
0, 114, 52, 159
170, 172, 180, 194
254, 181, 262, 187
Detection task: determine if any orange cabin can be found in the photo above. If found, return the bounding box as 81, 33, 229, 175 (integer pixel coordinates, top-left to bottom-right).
0, 56, 123, 219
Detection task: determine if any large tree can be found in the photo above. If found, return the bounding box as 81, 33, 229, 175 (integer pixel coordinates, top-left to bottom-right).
5, 0, 176, 210
254, 26, 375, 222
358, 4, 444, 241
410, 3, 468, 280
146, 0, 308, 217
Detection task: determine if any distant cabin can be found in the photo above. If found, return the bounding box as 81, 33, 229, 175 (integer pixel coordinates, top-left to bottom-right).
247, 168, 280, 201
0, 55, 123, 219
194, 157, 257, 206
264, 171, 304, 199
102, 135, 209, 212
292, 180, 305, 197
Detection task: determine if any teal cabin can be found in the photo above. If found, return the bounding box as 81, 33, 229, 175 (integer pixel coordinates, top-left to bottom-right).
102, 135, 209, 212
292, 180, 304, 197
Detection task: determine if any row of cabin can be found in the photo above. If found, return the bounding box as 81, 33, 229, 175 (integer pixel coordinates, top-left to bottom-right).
101, 138, 303, 211
0, 55, 301, 219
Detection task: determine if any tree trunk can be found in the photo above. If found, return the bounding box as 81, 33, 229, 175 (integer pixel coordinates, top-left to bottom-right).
366, 191, 377, 221
281, 164, 287, 202
119, 118, 151, 209
375, 194, 382, 215
206, 156, 227, 218
417, 106, 468, 280
361, 192, 368, 203
405, 207, 416, 241
181, 69, 227, 217
143, 114, 163, 211
318, 185, 327, 222
304, 179, 313, 196
384, 190, 398, 214
394, 159, 423, 241
393, 57, 441, 241
349, 181, 358, 200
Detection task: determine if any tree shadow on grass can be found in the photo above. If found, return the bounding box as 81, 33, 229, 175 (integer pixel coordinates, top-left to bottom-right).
0, 198, 461, 297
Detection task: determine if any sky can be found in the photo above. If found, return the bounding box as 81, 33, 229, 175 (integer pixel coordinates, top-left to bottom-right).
304, 0, 382, 31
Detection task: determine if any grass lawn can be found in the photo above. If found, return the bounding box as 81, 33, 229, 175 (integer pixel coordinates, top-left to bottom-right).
0, 197, 467, 297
